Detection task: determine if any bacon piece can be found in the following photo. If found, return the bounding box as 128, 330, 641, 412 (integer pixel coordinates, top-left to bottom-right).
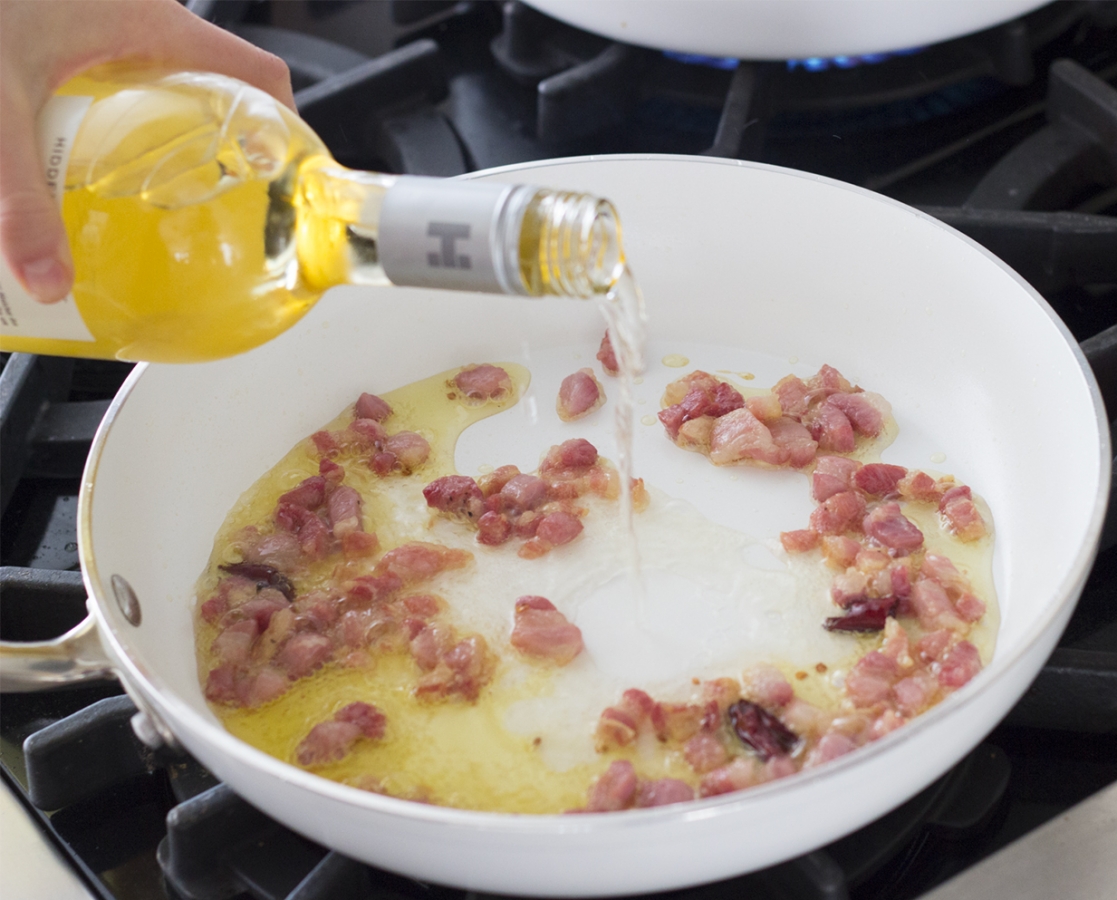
311, 430, 340, 456
727, 700, 799, 760
827, 391, 884, 436
699, 757, 764, 797
596, 331, 619, 376
211, 619, 258, 666
675, 415, 715, 451
219, 563, 295, 602
911, 579, 966, 632
937, 640, 982, 689
830, 570, 870, 607
296, 701, 386, 766
824, 597, 897, 632
659, 376, 745, 440
941, 488, 987, 541
595, 689, 657, 751
355, 392, 392, 422
655, 703, 706, 742
423, 475, 484, 522
535, 511, 584, 547
373, 542, 471, 584
898, 470, 943, 503
274, 504, 334, 559
276, 632, 334, 679
510, 596, 584, 665
806, 398, 855, 452
745, 393, 782, 423
414, 632, 495, 701
454, 364, 512, 402
684, 732, 729, 773
279, 476, 326, 510
383, 431, 430, 473
844, 651, 900, 707
863, 502, 924, 553
557, 368, 606, 421
854, 463, 907, 496
635, 779, 694, 808
585, 760, 637, 812
347, 418, 388, 451
476, 511, 513, 545
237, 667, 289, 707
809, 490, 866, 535
811, 455, 862, 502
708, 407, 787, 466
773, 375, 810, 418
893, 672, 938, 717
916, 629, 954, 664
807, 364, 854, 397
806, 732, 858, 766
780, 528, 819, 553
240, 530, 303, 572
478, 465, 520, 497
499, 474, 548, 514
540, 438, 598, 473
327, 485, 362, 537
768, 417, 818, 467
955, 592, 986, 622
821, 535, 861, 568
741, 663, 794, 708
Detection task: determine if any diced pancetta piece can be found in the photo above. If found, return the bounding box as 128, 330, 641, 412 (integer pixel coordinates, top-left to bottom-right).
772, 375, 810, 418
780, 528, 820, 553
383, 431, 430, 473
854, 463, 907, 496
585, 760, 638, 812
355, 392, 392, 422
863, 502, 924, 553
239, 531, 303, 573
676, 415, 715, 451
806, 398, 855, 453
275, 632, 334, 680
540, 438, 598, 473
805, 732, 858, 767
844, 651, 899, 707
477, 511, 513, 545
635, 779, 694, 808
510, 596, 584, 665
940, 488, 987, 541
821, 535, 861, 568
684, 732, 729, 773
296, 701, 386, 766
423, 476, 484, 521
219, 563, 296, 602
892, 672, 938, 717
826, 391, 885, 436
708, 407, 786, 466
767, 417, 818, 467
373, 542, 472, 584
809, 491, 867, 535
499, 474, 548, 514
910, 579, 966, 632
557, 368, 606, 421
274, 503, 334, 560
327, 485, 362, 537
347, 417, 388, 451
745, 393, 782, 423
414, 632, 495, 701
279, 476, 326, 510
937, 640, 982, 689
955, 592, 986, 622
655, 702, 706, 743
454, 364, 513, 402
698, 757, 764, 797
534, 511, 584, 547
898, 470, 943, 503
811, 456, 862, 503
595, 689, 657, 751
478, 464, 520, 497
740, 664, 794, 708
596, 331, 619, 376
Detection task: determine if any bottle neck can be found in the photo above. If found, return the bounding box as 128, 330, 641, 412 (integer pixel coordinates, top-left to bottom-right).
293, 162, 625, 299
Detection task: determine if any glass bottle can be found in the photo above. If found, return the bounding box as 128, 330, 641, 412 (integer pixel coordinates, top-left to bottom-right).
0, 65, 625, 363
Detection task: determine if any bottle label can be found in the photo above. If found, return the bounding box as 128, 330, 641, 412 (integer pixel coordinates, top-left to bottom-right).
0, 95, 96, 343
378, 176, 531, 295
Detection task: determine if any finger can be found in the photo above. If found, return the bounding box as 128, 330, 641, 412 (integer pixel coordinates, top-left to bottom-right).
133, 1, 296, 109
0, 89, 73, 303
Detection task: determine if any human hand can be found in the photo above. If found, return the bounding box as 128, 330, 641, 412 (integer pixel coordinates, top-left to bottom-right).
0, 0, 294, 303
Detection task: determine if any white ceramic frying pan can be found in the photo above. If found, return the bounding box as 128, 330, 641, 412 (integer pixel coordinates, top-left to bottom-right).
1, 155, 1107, 896
523, 0, 1051, 60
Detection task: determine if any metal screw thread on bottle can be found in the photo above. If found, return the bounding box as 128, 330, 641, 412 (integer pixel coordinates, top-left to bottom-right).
518, 190, 625, 298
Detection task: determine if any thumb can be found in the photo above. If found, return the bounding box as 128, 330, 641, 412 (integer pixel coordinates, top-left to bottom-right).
0, 90, 74, 304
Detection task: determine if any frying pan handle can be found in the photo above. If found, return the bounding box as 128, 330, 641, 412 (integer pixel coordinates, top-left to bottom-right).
0, 614, 116, 692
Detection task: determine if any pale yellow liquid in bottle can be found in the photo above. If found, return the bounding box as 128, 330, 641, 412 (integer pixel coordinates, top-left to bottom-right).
2, 68, 392, 363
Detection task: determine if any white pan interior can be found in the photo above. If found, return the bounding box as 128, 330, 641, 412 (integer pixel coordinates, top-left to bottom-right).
80, 155, 1108, 895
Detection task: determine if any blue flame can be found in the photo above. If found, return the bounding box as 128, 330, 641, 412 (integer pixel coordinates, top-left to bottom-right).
786, 46, 926, 72
662, 51, 740, 70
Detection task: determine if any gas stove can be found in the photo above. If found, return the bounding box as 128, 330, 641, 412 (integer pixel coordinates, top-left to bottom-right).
2, 2, 1116, 899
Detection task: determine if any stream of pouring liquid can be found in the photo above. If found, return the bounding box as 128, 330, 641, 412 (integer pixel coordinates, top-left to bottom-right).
594, 265, 649, 613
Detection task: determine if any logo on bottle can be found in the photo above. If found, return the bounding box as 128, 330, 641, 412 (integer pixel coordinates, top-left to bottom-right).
427, 222, 472, 270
